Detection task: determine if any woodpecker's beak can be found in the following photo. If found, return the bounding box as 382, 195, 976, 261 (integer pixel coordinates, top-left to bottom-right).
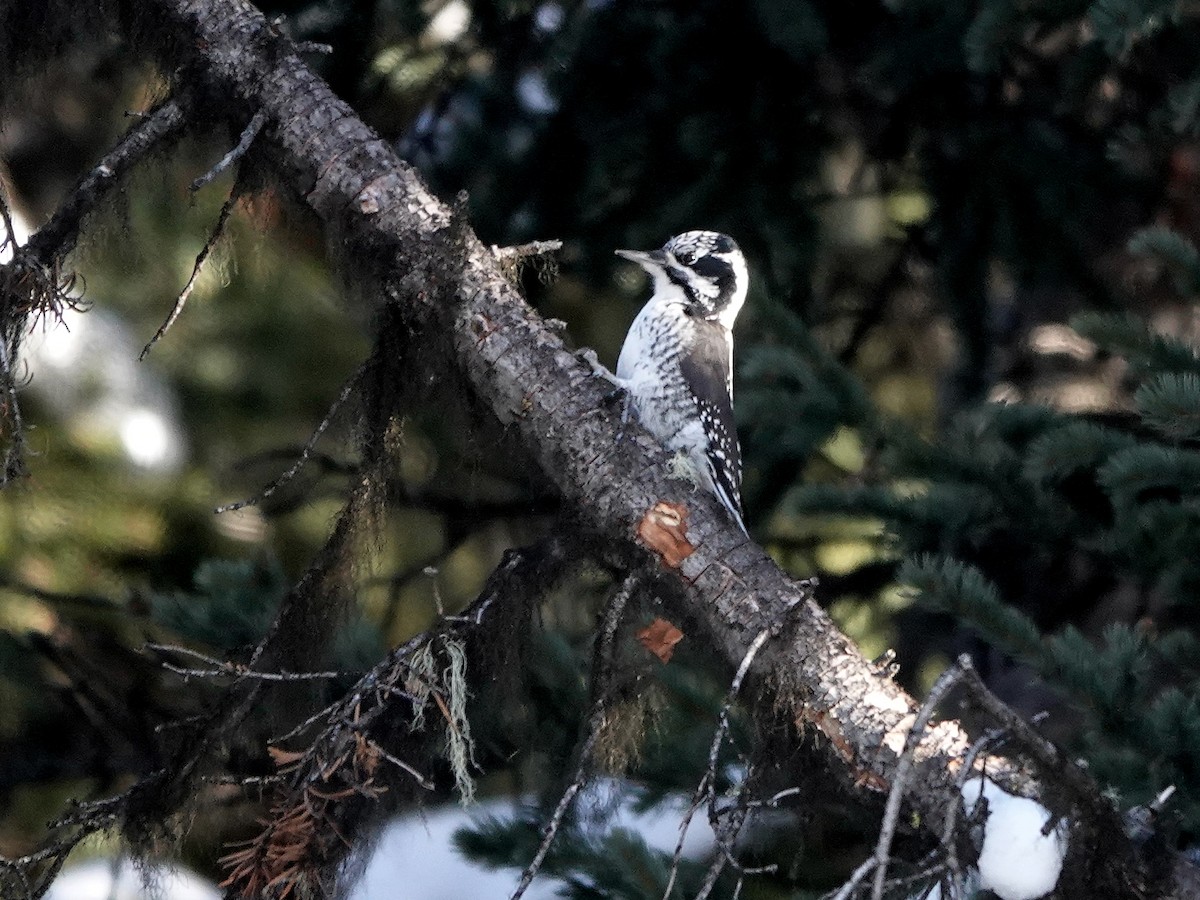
615, 248, 668, 272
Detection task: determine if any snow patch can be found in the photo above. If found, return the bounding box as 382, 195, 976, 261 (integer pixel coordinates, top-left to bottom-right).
962, 776, 1068, 900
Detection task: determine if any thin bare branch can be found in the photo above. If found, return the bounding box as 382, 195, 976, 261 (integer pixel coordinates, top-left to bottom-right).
214, 359, 367, 513
692, 853, 729, 900
754, 786, 802, 808
664, 628, 771, 900
367, 739, 436, 791
140, 184, 239, 360
506, 728, 600, 900
294, 41, 334, 55
145, 642, 351, 682
190, 110, 267, 193
954, 655, 1104, 817
941, 725, 1006, 894
491, 240, 563, 262
212, 535, 575, 897
270, 696, 348, 746
870, 656, 967, 900
1, 779, 155, 899
1, 98, 186, 483
828, 856, 878, 900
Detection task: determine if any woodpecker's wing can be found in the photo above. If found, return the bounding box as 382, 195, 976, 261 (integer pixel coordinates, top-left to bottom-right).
679, 320, 744, 530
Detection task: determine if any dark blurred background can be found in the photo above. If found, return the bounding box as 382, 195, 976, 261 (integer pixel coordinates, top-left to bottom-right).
3, 0, 1200, 894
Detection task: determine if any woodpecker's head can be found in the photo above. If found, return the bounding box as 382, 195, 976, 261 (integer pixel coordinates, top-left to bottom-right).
616, 231, 748, 330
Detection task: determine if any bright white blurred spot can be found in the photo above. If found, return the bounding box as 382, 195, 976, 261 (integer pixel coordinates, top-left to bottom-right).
534, 3, 564, 33
214, 505, 268, 543
47, 858, 219, 900
1027, 324, 1095, 361
987, 382, 1022, 404
516, 69, 558, 115
7, 199, 187, 474
962, 776, 1068, 900
9, 196, 187, 475
426, 0, 470, 45
23, 307, 188, 474
342, 783, 715, 899
119, 407, 179, 471
29, 316, 85, 368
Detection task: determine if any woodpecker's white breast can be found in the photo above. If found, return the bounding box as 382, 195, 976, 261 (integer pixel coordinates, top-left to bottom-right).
616, 287, 731, 501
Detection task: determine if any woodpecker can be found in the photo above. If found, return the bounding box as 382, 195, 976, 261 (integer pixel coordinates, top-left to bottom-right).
609, 230, 749, 533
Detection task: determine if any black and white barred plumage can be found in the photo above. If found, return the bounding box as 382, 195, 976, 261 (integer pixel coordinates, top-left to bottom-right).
613, 231, 748, 533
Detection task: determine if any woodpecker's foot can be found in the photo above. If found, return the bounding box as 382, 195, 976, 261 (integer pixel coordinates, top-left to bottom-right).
575, 348, 633, 440
575, 347, 621, 386
602, 385, 633, 443
602, 384, 627, 405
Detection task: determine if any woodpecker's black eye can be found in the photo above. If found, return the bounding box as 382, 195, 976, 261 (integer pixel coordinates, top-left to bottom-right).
691, 255, 729, 281
675, 250, 697, 266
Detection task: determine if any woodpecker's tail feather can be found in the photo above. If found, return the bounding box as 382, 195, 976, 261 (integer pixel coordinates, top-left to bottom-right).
706, 456, 748, 536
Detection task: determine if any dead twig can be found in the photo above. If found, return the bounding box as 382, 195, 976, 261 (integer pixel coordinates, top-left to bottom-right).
869, 658, 966, 900
294, 41, 333, 55
140, 184, 239, 360
215, 360, 367, 513
191, 109, 267, 193
491, 240, 563, 262
507, 726, 603, 900
145, 642, 351, 682
0, 779, 156, 899
215, 536, 574, 897
953, 655, 1100, 817
829, 856, 878, 900
367, 739, 436, 791
831, 653, 1093, 900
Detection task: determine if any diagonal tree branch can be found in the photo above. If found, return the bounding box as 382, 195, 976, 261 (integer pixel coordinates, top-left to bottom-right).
129, 0, 981, 819
21, 98, 188, 265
